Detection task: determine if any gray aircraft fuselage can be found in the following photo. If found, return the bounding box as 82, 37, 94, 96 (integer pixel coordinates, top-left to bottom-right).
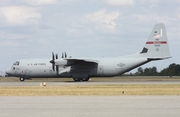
7, 54, 148, 78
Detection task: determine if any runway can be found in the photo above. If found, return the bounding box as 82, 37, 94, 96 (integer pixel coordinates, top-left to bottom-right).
0, 80, 180, 86
0, 96, 180, 117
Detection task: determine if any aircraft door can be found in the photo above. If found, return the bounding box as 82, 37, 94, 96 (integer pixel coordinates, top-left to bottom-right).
25, 70, 31, 77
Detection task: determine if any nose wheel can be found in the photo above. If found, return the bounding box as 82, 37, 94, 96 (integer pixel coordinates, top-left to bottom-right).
19, 77, 25, 82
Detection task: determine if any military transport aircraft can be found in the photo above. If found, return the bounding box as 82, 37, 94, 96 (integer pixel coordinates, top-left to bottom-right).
5, 23, 171, 81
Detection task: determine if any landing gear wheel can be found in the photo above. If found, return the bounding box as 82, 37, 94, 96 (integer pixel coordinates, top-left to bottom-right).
73, 78, 81, 82
19, 77, 25, 82
82, 77, 90, 81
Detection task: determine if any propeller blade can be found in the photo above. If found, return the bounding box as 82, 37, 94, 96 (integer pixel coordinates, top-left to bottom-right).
56, 66, 59, 73
52, 52, 55, 61
52, 64, 55, 71
62, 52, 64, 58
65, 52, 67, 58
56, 54, 58, 59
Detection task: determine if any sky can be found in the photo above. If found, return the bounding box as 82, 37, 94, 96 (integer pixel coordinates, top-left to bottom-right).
0, 0, 180, 74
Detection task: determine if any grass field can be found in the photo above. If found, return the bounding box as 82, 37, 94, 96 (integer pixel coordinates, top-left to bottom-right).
0, 84, 180, 96
1, 76, 180, 96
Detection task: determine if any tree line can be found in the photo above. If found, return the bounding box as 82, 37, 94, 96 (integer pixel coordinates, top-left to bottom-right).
130, 63, 180, 76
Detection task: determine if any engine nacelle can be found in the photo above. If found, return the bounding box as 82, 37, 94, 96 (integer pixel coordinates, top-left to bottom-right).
59, 66, 71, 75
55, 59, 73, 66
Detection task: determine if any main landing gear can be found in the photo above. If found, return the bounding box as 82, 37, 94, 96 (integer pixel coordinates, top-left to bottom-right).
73, 77, 90, 82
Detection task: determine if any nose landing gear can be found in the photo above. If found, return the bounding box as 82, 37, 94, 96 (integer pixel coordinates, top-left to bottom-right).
19, 77, 25, 82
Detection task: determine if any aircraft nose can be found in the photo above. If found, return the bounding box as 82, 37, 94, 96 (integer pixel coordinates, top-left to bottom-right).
5, 68, 12, 75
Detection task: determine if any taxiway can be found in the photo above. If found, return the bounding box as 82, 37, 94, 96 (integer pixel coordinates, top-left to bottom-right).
0, 96, 180, 117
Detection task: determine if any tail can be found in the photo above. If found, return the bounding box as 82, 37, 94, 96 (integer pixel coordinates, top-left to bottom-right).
140, 23, 171, 60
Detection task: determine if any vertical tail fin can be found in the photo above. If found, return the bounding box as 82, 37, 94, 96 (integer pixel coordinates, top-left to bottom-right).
140, 23, 171, 59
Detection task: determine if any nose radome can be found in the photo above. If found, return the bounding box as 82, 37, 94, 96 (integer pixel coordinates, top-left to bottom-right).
5, 68, 12, 75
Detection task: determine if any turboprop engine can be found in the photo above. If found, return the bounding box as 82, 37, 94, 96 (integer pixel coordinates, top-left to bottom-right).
49, 52, 73, 73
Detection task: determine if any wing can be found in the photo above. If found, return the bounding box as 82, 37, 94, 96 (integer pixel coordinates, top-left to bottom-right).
64, 58, 99, 65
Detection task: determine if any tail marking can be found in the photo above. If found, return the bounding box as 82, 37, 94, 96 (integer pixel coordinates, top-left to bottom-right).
146, 41, 167, 44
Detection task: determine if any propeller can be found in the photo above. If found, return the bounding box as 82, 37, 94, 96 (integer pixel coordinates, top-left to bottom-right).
62, 52, 67, 58
50, 52, 55, 71
50, 51, 68, 73
50, 52, 59, 72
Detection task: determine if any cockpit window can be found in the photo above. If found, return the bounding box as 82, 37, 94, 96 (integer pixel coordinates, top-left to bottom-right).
16, 61, 20, 65
13, 61, 20, 66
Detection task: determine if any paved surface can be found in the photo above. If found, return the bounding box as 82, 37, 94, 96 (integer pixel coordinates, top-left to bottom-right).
0, 81, 180, 86
0, 96, 180, 117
